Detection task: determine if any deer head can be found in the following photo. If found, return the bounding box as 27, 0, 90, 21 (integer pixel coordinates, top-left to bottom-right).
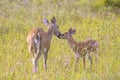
43, 17, 61, 38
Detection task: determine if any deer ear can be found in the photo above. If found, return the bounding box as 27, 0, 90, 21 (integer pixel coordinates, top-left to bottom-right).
43, 18, 49, 25
51, 16, 56, 24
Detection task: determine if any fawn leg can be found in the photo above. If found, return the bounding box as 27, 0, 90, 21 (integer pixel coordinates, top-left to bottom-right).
75, 53, 80, 71
88, 55, 92, 67
75, 53, 80, 65
94, 50, 98, 62
83, 57, 86, 69
95, 52, 98, 61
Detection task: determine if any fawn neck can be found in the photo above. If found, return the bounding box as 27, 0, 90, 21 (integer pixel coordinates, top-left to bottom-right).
67, 35, 77, 49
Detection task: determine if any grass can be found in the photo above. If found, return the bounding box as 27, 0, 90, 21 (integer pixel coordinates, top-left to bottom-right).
0, 0, 120, 80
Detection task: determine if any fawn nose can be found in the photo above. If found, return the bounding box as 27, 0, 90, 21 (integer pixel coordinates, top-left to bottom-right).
58, 34, 65, 39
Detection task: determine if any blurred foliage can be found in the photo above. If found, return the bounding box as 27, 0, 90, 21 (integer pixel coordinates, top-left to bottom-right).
105, 0, 120, 8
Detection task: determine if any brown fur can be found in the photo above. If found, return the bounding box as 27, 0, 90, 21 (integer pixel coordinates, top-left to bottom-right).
26, 17, 61, 72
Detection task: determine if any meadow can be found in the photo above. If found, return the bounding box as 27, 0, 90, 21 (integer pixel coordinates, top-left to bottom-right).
0, 0, 120, 80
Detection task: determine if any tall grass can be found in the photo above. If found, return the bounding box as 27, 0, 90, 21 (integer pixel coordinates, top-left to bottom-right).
0, 0, 120, 80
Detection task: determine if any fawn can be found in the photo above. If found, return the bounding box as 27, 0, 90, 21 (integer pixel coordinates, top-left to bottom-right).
60, 28, 98, 69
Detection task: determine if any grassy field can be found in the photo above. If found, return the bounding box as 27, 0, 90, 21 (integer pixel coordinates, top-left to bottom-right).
0, 0, 120, 80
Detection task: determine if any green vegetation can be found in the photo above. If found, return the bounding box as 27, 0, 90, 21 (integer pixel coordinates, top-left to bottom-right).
0, 0, 120, 80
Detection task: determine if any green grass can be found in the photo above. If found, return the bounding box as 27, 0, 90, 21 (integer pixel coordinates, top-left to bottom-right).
0, 0, 120, 80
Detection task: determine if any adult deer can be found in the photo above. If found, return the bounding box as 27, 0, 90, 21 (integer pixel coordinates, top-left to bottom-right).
60, 28, 98, 69
26, 17, 61, 72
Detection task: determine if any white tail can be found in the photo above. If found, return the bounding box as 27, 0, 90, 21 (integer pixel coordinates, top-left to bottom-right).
26, 17, 61, 72
60, 28, 98, 69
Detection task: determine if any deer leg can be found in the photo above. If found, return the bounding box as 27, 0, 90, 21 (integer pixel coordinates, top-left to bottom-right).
33, 51, 42, 73
28, 43, 36, 66
28, 42, 34, 58
43, 48, 48, 70
43, 52, 48, 70
28, 42, 38, 72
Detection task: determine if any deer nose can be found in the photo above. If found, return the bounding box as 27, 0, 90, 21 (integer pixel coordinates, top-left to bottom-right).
58, 34, 65, 39
57, 33, 61, 38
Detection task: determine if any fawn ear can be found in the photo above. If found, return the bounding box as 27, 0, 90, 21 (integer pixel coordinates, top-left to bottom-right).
69, 28, 72, 33
69, 28, 76, 34
51, 16, 56, 24
43, 18, 49, 25
72, 29, 76, 34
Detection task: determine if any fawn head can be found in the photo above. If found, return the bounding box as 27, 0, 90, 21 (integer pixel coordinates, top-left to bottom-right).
60, 28, 76, 39
43, 17, 61, 38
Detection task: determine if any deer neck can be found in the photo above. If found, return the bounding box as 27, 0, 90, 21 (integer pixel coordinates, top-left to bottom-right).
47, 26, 53, 42
67, 35, 77, 49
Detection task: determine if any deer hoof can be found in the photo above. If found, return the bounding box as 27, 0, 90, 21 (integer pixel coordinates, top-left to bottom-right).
32, 67, 38, 73
44, 65, 47, 69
